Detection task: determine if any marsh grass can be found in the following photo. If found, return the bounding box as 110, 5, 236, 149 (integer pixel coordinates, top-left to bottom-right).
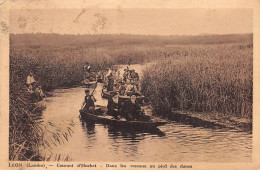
141, 43, 253, 119
10, 45, 170, 90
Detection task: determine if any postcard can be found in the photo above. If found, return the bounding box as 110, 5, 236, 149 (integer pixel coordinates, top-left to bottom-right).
0, 0, 260, 170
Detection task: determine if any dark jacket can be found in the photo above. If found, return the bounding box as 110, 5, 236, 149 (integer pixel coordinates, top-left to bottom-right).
107, 73, 114, 91
123, 71, 128, 82
107, 98, 120, 117
121, 100, 141, 120
84, 95, 95, 111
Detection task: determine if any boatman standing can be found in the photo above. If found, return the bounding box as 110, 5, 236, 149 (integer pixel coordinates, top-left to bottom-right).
107, 72, 114, 91
83, 89, 96, 113
123, 69, 128, 82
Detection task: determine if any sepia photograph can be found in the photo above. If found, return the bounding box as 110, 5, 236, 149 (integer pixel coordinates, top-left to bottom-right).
1, 0, 260, 170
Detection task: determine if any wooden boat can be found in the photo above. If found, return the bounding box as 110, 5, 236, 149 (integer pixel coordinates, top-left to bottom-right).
79, 108, 167, 130
82, 80, 97, 87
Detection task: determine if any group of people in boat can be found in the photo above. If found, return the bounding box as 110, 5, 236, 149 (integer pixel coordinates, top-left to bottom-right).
123, 68, 139, 83
107, 91, 146, 121
105, 66, 141, 96
82, 64, 148, 121
26, 72, 46, 103
82, 89, 148, 121
105, 68, 121, 91
83, 62, 141, 95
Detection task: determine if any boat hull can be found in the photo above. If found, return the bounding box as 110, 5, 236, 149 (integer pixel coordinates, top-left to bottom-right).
101, 89, 114, 98
82, 80, 97, 87
79, 109, 167, 130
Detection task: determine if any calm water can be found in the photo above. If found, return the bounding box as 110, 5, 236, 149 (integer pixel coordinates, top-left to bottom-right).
40, 64, 252, 162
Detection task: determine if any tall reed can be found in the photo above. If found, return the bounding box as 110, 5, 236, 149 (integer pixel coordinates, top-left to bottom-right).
141, 43, 253, 119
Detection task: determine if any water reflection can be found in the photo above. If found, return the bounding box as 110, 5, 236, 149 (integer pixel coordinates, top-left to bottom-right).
107, 125, 165, 137
85, 121, 95, 135
83, 119, 165, 141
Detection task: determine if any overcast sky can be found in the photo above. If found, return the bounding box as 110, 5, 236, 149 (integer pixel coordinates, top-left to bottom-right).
10, 8, 252, 35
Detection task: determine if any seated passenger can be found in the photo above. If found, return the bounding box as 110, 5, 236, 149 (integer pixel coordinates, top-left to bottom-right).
26, 72, 36, 88
118, 82, 126, 95
34, 86, 46, 101
121, 94, 142, 121
125, 82, 138, 95
84, 72, 91, 81
27, 85, 34, 94
107, 92, 120, 119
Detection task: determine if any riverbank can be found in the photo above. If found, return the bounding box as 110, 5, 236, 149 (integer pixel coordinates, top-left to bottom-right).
9, 91, 46, 161
169, 109, 252, 132
142, 104, 252, 132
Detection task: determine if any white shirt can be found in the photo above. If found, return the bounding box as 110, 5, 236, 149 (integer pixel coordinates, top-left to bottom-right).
27, 75, 36, 85
125, 84, 137, 93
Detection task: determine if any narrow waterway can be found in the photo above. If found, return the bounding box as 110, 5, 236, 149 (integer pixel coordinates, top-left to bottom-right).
40, 64, 252, 162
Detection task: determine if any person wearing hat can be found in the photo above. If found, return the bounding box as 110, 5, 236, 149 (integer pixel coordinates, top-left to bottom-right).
83, 89, 96, 113
107, 92, 121, 119
121, 93, 142, 121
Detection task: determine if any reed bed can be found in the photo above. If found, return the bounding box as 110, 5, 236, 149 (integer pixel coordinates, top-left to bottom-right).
9, 82, 77, 161
141, 43, 253, 119
9, 86, 44, 160
10, 45, 170, 90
